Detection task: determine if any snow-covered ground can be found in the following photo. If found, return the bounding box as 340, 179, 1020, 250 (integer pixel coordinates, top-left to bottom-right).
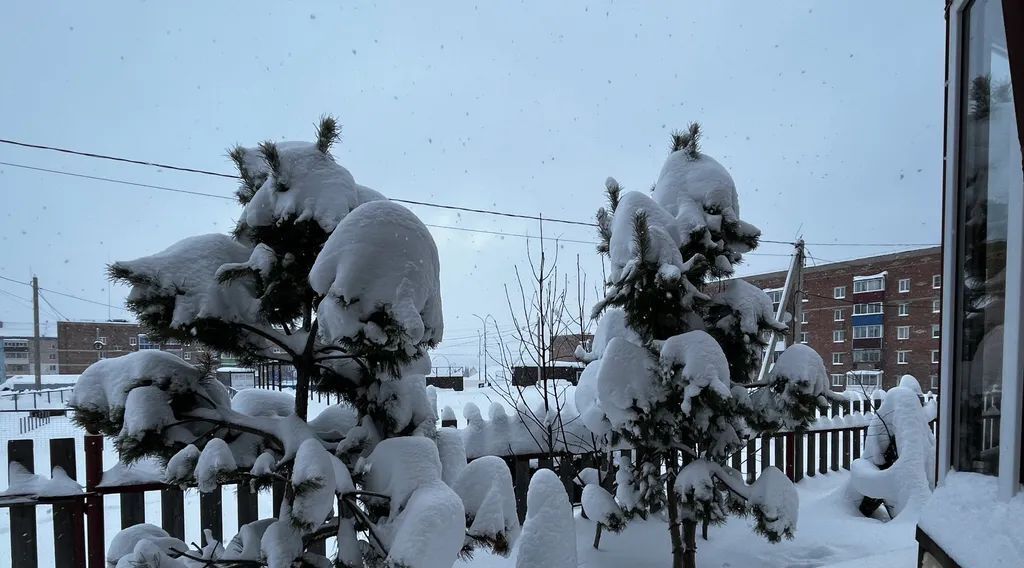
0, 386, 921, 567
463, 472, 916, 568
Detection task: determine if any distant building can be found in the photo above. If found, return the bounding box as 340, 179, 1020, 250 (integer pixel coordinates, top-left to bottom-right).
549, 333, 593, 362
2, 336, 59, 378
511, 362, 583, 387
56, 320, 221, 374
732, 246, 943, 393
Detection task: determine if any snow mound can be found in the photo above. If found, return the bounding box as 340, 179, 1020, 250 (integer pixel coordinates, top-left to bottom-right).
582, 483, 624, 531
711, 279, 786, 335
231, 388, 295, 417
112, 233, 258, 328
310, 200, 443, 353
846, 384, 934, 519
608, 191, 686, 283
107, 523, 188, 568
453, 456, 519, 550
71, 350, 202, 421
288, 438, 337, 531
751, 343, 832, 430
0, 463, 83, 498
516, 468, 577, 568
364, 437, 466, 568
595, 337, 660, 429
660, 330, 732, 414
238, 141, 383, 233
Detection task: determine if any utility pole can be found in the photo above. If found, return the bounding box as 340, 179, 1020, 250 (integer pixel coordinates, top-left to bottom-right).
757, 239, 806, 382
473, 314, 494, 385
32, 276, 41, 391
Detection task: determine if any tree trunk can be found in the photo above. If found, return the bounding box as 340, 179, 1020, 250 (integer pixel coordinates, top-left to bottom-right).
294, 365, 309, 420
682, 520, 698, 568
666, 468, 684, 568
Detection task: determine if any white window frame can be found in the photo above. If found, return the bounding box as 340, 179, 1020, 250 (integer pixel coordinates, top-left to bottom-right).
129, 336, 137, 346
799, 332, 808, 344
932, 324, 941, 339
897, 350, 910, 365
932, 298, 941, 313
931, 349, 940, 364
801, 311, 808, 324
834, 308, 844, 322
831, 374, 844, 387
899, 278, 911, 293
183, 352, 191, 361
899, 302, 910, 317
853, 277, 884, 293
834, 286, 846, 299
853, 349, 882, 363
831, 352, 844, 366
897, 326, 911, 340
852, 324, 883, 339
930, 374, 939, 391
853, 302, 883, 315
933, 274, 942, 289
832, 329, 845, 343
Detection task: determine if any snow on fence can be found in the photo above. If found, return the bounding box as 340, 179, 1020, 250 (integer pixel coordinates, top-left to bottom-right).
0, 396, 934, 568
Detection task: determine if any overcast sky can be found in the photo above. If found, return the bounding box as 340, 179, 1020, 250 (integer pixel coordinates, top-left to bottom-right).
0, 1, 945, 372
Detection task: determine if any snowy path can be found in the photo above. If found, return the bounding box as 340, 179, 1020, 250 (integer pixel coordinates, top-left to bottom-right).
461, 472, 917, 568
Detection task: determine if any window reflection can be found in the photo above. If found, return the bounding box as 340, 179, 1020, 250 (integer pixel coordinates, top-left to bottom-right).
953, 0, 1021, 475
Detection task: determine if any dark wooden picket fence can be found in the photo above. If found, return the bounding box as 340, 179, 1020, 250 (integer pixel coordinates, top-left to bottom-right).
1, 396, 928, 568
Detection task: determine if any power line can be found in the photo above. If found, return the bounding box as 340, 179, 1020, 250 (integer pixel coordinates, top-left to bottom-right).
0, 138, 238, 179
38, 291, 69, 320
0, 274, 127, 312
0, 162, 236, 201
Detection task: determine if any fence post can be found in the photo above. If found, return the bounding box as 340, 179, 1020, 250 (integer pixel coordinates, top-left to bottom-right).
85, 433, 106, 568
200, 488, 224, 545
161, 487, 186, 540
9, 439, 38, 568
853, 427, 863, 460
745, 440, 757, 483
793, 433, 804, 483
121, 492, 146, 529
773, 434, 784, 472
237, 483, 259, 527
513, 456, 530, 523
830, 430, 840, 472
50, 438, 86, 568
805, 432, 816, 477
818, 431, 828, 475
784, 433, 795, 481
760, 435, 771, 474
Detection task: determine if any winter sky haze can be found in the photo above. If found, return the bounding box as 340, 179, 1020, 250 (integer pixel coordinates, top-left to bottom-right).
0, 1, 946, 371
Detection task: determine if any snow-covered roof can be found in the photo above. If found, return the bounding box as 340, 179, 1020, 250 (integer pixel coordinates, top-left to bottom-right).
216, 366, 255, 374
0, 374, 80, 390
852, 271, 888, 281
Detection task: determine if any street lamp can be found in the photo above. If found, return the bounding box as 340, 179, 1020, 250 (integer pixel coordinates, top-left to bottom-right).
472, 313, 496, 386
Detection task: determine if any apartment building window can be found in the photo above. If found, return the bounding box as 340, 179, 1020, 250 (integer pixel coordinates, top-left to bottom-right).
897, 326, 911, 340
932, 298, 941, 313
853, 302, 883, 315
931, 350, 940, 364
831, 374, 844, 387
932, 324, 940, 339
833, 330, 846, 342
898, 278, 911, 293
129, 336, 137, 346
834, 286, 846, 299
800, 332, 808, 344
898, 302, 910, 316
801, 311, 808, 324
932, 274, 941, 289
48, 353, 56, 360
852, 324, 883, 339
834, 309, 844, 322
853, 276, 884, 293
930, 374, 938, 391
184, 352, 191, 360
47, 365, 56, 371
765, 289, 783, 311
897, 350, 910, 364
832, 353, 844, 365
853, 349, 881, 363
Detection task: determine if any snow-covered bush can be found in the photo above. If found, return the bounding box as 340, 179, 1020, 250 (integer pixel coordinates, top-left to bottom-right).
845, 377, 935, 520
579, 124, 836, 568
516, 469, 577, 568
71, 117, 516, 568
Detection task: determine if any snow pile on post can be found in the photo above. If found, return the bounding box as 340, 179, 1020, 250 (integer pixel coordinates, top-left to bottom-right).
516, 469, 577, 568
845, 377, 935, 520
452, 455, 520, 554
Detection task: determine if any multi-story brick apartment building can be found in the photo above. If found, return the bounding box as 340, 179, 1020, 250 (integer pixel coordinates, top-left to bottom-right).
738, 246, 942, 393
57, 320, 220, 374
2, 335, 59, 377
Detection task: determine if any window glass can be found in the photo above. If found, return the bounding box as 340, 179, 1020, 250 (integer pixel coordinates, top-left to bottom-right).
899, 278, 911, 292
853, 348, 881, 363
897, 350, 910, 364
834, 309, 844, 321
898, 326, 911, 340
832, 352, 844, 365
853, 277, 884, 293
853, 302, 883, 315
899, 302, 910, 316
853, 324, 883, 339
834, 286, 846, 299
952, 0, 1020, 475
833, 330, 846, 342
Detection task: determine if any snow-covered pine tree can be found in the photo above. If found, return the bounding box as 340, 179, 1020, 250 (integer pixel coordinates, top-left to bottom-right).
69, 117, 518, 568
576, 123, 837, 568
